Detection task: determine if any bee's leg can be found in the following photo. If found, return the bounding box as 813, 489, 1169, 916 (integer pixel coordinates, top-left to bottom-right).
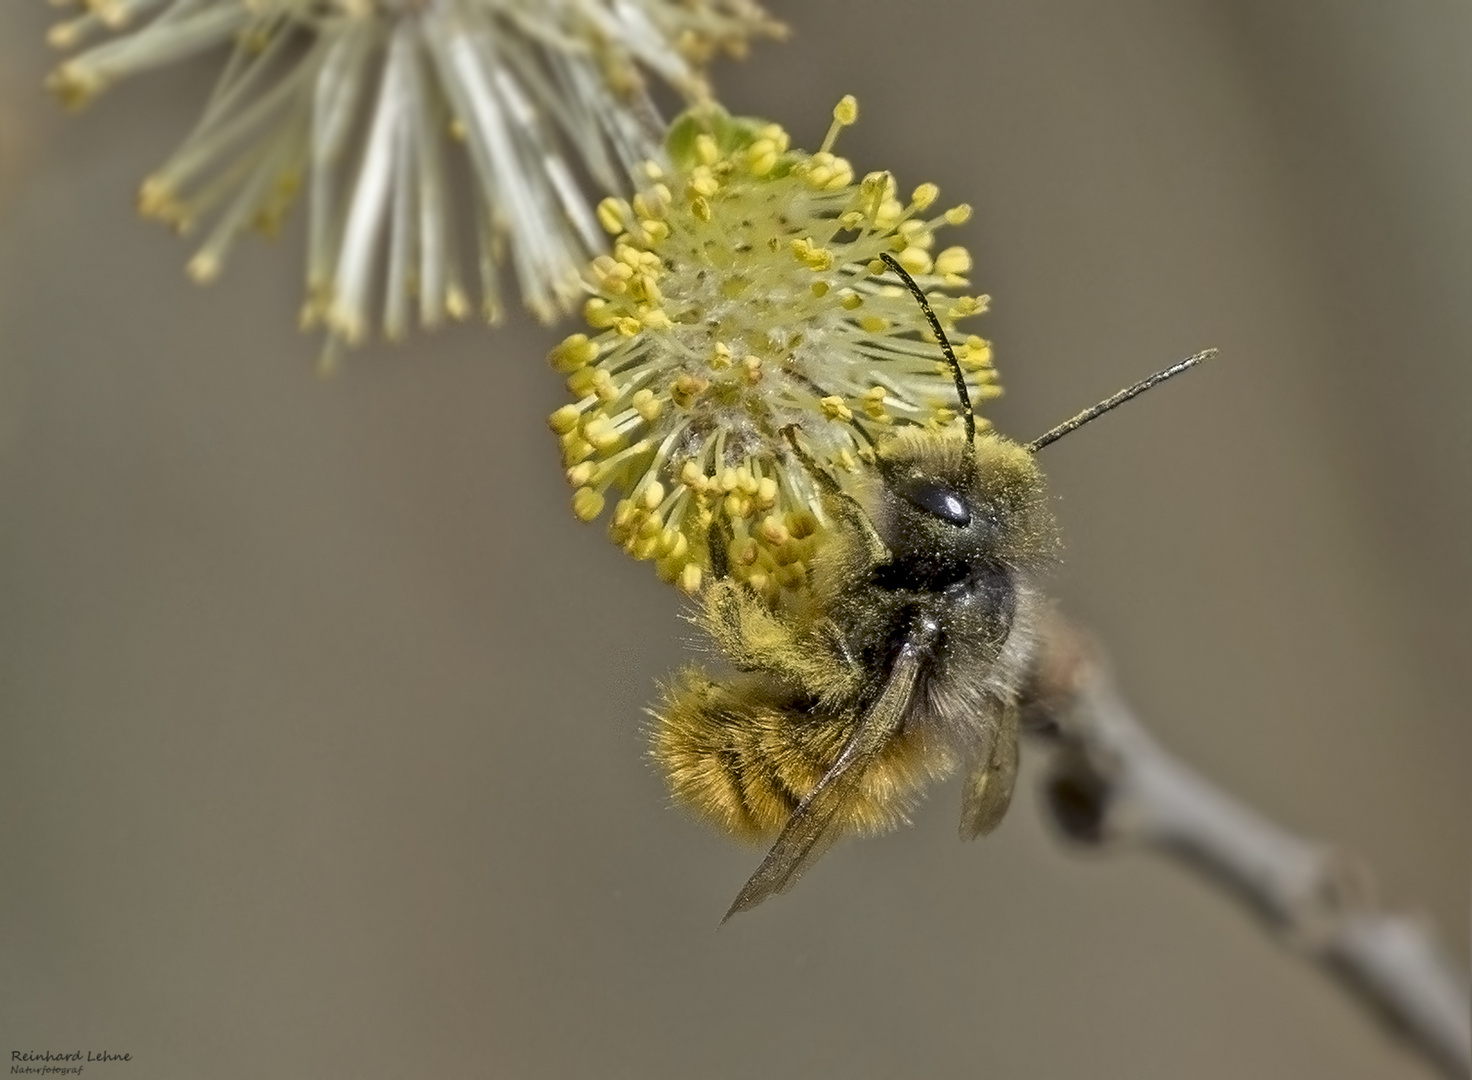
781, 426, 890, 566
959, 703, 1020, 840
701, 579, 864, 700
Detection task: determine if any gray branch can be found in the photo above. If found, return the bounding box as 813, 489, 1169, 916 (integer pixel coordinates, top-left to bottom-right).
1021, 617, 1471, 1079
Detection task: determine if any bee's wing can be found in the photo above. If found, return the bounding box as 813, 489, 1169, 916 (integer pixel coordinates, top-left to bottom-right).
958, 703, 1020, 840
722, 642, 924, 921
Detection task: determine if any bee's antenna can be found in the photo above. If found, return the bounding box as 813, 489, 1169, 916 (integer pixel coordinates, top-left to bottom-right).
1024, 349, 1218, 454
878, 253, 974, 446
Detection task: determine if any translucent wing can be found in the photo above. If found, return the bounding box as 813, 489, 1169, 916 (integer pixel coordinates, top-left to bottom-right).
958, 703, 1020, 840
722, 640, 926, 921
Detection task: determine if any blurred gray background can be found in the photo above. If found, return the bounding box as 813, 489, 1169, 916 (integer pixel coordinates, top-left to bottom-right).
1, 2, 1468, 1077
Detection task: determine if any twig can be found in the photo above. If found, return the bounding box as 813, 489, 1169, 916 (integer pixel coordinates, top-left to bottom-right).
1021, 616, 1472, 1079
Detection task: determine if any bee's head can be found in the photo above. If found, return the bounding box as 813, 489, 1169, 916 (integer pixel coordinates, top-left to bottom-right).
865, 429, 1054, 590
853, 255, 1205, 593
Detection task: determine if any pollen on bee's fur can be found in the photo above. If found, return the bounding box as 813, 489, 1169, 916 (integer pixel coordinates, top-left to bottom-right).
550, 98, 1000, 600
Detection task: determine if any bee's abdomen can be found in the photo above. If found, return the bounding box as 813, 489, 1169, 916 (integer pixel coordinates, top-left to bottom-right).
649, 666, 956, 840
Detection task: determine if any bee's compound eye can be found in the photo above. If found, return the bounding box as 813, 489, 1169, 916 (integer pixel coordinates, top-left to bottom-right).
894, 477, 971, 527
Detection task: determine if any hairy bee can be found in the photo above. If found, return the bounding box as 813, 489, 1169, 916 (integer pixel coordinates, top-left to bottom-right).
653, 253, 1212, 918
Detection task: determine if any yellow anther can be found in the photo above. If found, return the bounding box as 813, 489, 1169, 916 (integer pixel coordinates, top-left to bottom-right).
875, 199, 904, 230
572, 487, 605, 522
911, 183, 939, 210
638, 220, 670, 244
582, 415, 622, 451
838, 289, 863, 311
565, 367, 598, 398
186, 253, 221, 285
662, 529, 688, 560
934, 246, 972, 277
615, 316, 642, 337
641, 480, 666, 511
960, 338, 993, 371
805, 164, 833, 188
639, 307, 673, 331
819, 396, 853, 422
680, 461, 708, 492
596, 197, 629, 235
790, 237, 834, 271
47, 19, 87, 49
566, 462, 595, 487
747, 139, 779, 176
858, 315, 891, 334
584, 297, 616, 328
678, 563, 702, 594
548, 404, 582, 434
833, 95, 859, 126
945, 203, 973, 225
897, 246, 933, 276
628, 272, 661, 305
613, 499, 639, 529
694, 133, 720, 166
637, 509, 664, 538
631, 388, 662, 423
710, 342, 733, 369
897, 218, 931, 243
590, 368, 617, 404
689, 165, 719, 198
742, 355, 763, 384
631, 192, 663, 221
549, 333, 600, 373
754, 476, 778, 508
561, 435, 594, 466
949, 295, 984, 318
137, 177, 173, 218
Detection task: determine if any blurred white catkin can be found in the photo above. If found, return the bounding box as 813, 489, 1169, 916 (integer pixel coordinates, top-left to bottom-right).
46, 0, 780, 359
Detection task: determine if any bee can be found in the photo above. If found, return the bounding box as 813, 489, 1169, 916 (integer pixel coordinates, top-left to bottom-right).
653, 253, 1214, 919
